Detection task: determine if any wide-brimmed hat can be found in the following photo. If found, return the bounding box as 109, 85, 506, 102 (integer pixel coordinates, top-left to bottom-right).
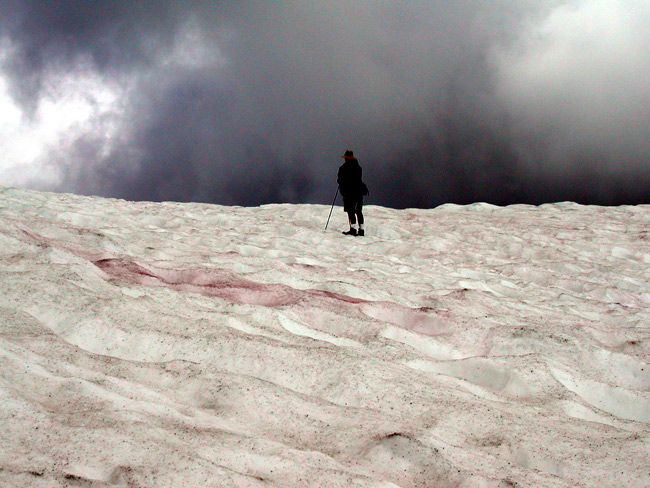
341, 150, 355, 159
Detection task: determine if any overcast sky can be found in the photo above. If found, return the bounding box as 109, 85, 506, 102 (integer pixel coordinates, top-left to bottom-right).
1, 1, 649, 208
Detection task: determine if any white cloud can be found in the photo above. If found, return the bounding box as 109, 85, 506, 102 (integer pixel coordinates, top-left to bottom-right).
493, 0, 650, 173
162, 19, 227, 70
0, 63, 125, 189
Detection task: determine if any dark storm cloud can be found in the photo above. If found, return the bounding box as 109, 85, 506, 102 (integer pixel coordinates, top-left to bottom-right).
0, 1, 179, 111
2, 1, 650, 207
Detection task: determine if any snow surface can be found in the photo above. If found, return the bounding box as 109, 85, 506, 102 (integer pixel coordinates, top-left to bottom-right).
1, 187, 649, 487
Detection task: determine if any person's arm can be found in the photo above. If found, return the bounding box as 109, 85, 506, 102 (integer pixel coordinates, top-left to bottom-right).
337, 165, 347, 194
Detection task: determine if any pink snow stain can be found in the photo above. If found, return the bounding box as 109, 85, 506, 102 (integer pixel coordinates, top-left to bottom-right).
18, 223, 447, 333
309, 290, 368, 304
92, 257, 446, 335
93, 257, 377, 309
94, 257, 379, 309
94, 257, 301, 307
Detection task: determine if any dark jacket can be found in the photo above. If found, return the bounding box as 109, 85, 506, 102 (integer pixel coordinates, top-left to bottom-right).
337, 158, 365, 198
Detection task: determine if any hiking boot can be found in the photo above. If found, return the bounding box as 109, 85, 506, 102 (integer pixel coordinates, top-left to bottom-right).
358, 229, 365, 236
342, 228, 357, 236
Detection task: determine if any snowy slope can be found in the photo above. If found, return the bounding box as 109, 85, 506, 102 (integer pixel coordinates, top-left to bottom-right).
1, 187, 649, 488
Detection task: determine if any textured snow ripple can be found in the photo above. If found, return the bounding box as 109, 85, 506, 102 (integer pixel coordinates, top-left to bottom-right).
1, 188, 650, 487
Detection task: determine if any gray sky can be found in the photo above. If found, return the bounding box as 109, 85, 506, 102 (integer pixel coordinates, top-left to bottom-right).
1, 0, 649, 207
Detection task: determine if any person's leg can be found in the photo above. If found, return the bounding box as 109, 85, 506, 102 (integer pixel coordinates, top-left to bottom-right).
356, 200, 365, 236
345, 211, 358, 235
342, 198, 358, 235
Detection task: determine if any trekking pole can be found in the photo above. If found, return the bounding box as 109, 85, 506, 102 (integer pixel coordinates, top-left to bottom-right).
324, 187, 339, 230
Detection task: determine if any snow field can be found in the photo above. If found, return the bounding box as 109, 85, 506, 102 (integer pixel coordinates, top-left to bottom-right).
1, 187, 650, 487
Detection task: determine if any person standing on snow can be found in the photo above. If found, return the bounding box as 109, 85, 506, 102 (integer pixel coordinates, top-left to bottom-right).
337, 150, 369, 236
